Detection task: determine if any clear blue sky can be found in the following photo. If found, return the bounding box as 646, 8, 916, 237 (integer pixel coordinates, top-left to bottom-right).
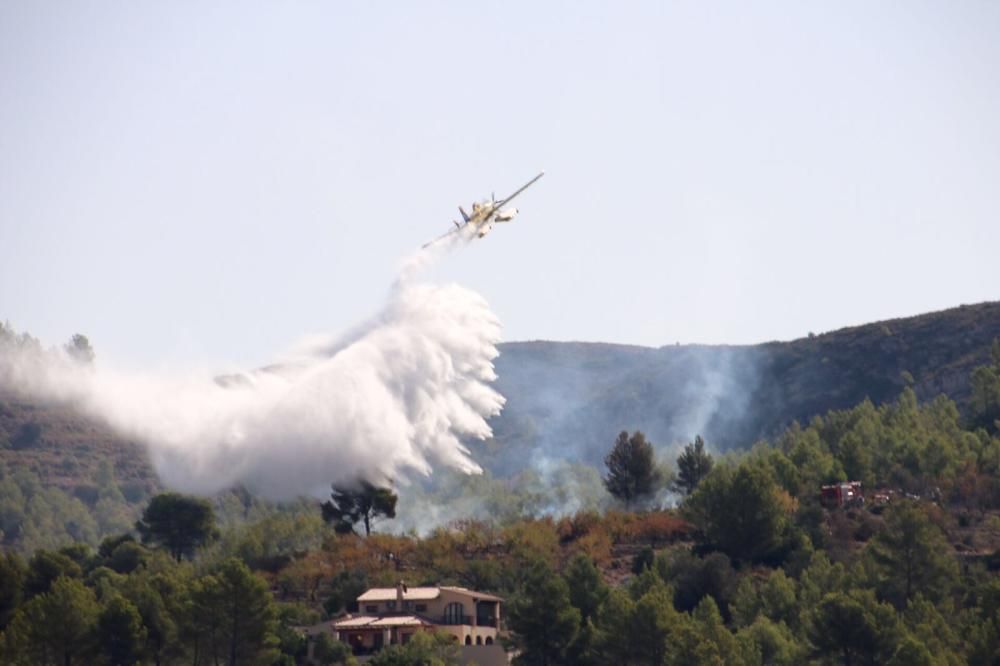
2, 2, 998, 368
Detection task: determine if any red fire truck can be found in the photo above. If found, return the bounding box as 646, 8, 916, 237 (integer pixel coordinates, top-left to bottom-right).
820, 481, 863, 508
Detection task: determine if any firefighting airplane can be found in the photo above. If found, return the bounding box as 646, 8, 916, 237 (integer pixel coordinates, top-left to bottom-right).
422, 172, 544, 248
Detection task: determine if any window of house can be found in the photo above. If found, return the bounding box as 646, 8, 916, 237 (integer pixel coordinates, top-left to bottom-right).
404, 601, 413, 611
444, 602, 464, 625
365, 605, 378, 613
386, 601, 396, 610
415, 604, 427, 612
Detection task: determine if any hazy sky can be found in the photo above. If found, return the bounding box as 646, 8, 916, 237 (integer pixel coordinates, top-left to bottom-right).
2, 2, 998, 368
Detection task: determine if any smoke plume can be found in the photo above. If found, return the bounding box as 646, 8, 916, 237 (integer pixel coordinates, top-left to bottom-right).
0, 231, 504, 499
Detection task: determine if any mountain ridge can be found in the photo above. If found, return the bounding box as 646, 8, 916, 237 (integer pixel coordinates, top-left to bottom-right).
481, 300, 1000, 473
2, 300, 998, 491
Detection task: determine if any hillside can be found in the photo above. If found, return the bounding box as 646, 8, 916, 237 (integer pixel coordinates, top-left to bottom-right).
480, 301, 1000, 473
0, 393, 157, 498
1, 300, 998, 512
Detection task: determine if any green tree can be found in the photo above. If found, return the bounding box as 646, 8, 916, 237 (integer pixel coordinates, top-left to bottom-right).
312, 632, 356, 665
25, 549, 83, 598
685, 596, 742, 665
367, 631, 459, 666
96, 595, 147, 666
323, 569, 369, 615
122, 569, 187, 666
868, 501, 958, 608
901, 595, 963, 665
630, 581, 686, 665
797, 551, 847, 609
104, 541, 150, 576
603, 431, 662, 508
593, 589, 639, 664
674, 435, 714, 495
0, 576, 99, 666
731, 567, 803, 634
321, 480, 398, 536
136, 493, 217, 561
656, 550, 737, 618
886, 636, 935, 666
0, 551, 26, 630
736, 617, 803, 666
65, 334, 95, 364
594, 575, 689, 666
190, 558, 279, 666
684, 463, 790, 562
806, 591, 900, 666
508, 559, 580, 665
562, 553, 607, 624
969, 339, 1000, 434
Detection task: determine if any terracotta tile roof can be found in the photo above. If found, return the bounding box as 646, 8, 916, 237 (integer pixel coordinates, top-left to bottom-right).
370, 616, 434, 627
332, 615, 433, 629
332, 615, 379, 628
354, 585, 504, 604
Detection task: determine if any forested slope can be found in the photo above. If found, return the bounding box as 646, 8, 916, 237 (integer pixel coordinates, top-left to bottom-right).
483, 301, 1000, 472
1, 301, 998, 551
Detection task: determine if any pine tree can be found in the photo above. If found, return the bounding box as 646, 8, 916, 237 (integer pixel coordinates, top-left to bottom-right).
869, 501, 958, 608
603, 431, 662, 508
562, 554, 607, 624
191, 559, 279, 666
136, 493, 217, 562
96, 595, 147, 666
674, 435, 714, 495
0, 577, 99, 666
508, 560, 580, 665
321, 480, 398, 536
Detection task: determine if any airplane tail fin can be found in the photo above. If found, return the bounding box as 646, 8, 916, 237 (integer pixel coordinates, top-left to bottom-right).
458, 206, 470, 223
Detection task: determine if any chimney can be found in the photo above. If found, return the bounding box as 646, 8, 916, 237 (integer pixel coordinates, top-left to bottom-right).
396, 580, 407, 607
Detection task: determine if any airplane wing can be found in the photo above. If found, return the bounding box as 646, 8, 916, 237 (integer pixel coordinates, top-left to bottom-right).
495, 171, 544, 208
421, 225, 462, 249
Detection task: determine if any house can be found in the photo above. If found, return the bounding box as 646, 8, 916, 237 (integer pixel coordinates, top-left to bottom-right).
332, 582, 503, 655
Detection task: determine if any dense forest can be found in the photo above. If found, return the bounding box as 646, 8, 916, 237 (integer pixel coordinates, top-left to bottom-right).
2, 317, 1000, 663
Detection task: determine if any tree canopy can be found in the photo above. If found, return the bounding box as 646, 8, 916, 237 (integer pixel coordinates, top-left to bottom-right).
321, 480, 398, 537
508, 559, 580, 665
135, 493, 216, 561
603, 431, 662, 508
683, 463, 791, 563
64, 334, 95, 365
674, 435, 714, 495
868, 501, 957, 608
969, 339, 1000, 434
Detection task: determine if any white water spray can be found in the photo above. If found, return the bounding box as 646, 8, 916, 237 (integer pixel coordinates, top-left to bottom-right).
0, 231, 504, 499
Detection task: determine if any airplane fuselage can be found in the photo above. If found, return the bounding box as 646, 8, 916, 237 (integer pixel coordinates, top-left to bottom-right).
424, 172, 542, 248
464, 203, 518, 237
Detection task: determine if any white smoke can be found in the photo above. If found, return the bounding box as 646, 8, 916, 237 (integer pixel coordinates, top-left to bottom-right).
0, 231, 505, 499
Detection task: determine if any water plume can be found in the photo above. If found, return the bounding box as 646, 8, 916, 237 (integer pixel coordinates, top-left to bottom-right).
0, 234, 504, 500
